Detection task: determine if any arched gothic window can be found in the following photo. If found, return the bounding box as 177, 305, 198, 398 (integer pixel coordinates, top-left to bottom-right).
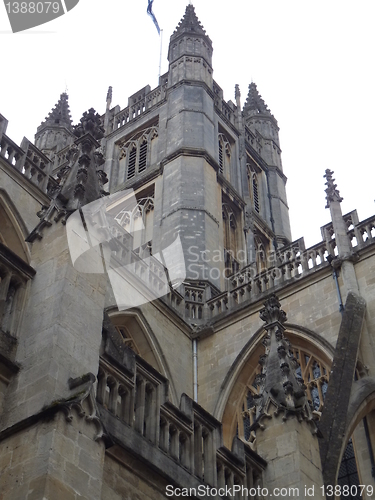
218, 133, 231, 176
114, 196, 155, 255
236, 345, 330, 443
222, 203, 239, 275
247, 164, 261, 214
254, 233, 271, 274
119, 126, 158, 181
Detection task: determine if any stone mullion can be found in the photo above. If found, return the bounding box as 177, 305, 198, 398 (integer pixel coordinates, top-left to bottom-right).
194, 422, 203, 478
96, 369, 107, 405
145, 383, 157, 443
108, 380, 119, 415
245, 463, 254, 490
169, 425, 179, 460
226, 468, 234, 491
159, 418, 170, 452
154, 384, 161, 446
134, 376, 146, 434
203, 427, 216, 485
217, 462, 225, 489
0, 271, 11, 322
1, 282, 17, 333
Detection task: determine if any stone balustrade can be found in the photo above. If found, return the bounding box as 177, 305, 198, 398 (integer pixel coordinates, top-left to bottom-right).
114, 79, 167, 131
173, 214, 375, 323
97, 342, 266, 494
0, 133, 52, 194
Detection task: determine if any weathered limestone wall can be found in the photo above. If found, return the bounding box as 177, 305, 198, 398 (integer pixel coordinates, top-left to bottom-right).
138, 301, 194, 404
1, 221, 107, 429
256, 416, 323, 498
101, 447, 170, 500
356, 254, 375, 375
0, 167, 45, 235
0, 410, 105, 500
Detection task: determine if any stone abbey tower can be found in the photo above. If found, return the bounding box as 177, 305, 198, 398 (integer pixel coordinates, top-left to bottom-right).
1, 5, 375, 499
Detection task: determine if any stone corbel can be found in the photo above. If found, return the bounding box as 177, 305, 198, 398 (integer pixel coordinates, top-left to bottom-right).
60, 372, 106, 442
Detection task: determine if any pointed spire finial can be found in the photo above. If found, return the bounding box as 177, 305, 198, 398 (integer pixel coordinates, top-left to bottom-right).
243, 82, 272, 116
106, 86, 112, 111
171, 4, 209, 39
40, 93, 73, 130
324, 169, 343, 208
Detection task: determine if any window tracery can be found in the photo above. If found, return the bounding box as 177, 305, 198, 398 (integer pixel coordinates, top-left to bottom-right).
119, 126, 158, 181
236, 345, 330, 443
222, 203, 239, 276
115, 325, 140, 354
247, 164, 261, 214
114, 196, 155, 254
218, 133, 231, 175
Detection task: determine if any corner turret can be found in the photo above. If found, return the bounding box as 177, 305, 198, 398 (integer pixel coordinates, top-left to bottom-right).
243, 83, 281, 158
168, 5, 213, 88
34, 93, 75, 158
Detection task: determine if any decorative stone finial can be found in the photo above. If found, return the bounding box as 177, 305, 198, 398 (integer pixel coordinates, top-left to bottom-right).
324, 169, 343, 208
171, 4, 208, 38
243, 82, 273, 117
73, 108, 104, 141
26, 108, 108, 242
38, 93, 72, 131
106, 86, 112, 110
235, 84, 241, 100
251, 294, 317, 433
259, 294, 287, 326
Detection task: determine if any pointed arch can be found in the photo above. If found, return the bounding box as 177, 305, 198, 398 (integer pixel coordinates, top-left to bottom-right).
0, 189, 31, 263
247, 163, 261, 214
106, 308, 178, 405
214, 323, 334, 448
218, 133, 231, 176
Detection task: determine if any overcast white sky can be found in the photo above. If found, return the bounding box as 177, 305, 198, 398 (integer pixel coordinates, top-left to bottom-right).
1, 0, 374, 248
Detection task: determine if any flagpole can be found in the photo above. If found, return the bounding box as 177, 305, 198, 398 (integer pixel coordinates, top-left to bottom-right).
158, 29, 163, 84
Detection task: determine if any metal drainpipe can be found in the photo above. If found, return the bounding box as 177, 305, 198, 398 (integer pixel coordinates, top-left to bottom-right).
326, 254, 344, 314
193, 339, 198, 403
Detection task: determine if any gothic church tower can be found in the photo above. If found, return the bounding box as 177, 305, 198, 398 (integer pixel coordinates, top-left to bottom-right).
103, 5, 292, 293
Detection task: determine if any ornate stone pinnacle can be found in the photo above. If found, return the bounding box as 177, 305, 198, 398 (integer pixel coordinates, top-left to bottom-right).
73, 108, 104, 141
243, 82, 273, 117
235, 84, 241, 100
324, 169, 343, 208
26, 108, 108, 242
259, 293, 287, 327
251, 294, 317, 432
172, 4, 208, 38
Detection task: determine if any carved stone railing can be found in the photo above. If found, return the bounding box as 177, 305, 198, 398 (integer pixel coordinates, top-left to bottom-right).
114, 82, 166, 130
97, 341, 266, 492
0, 134, 24, 168
321, 210, 375, 253
176, 210, 375, 323
0, 132, 52, 194
353, 214, 375, 248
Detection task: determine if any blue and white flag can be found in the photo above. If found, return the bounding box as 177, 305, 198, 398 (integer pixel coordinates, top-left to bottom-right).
147, 0, 161, 34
